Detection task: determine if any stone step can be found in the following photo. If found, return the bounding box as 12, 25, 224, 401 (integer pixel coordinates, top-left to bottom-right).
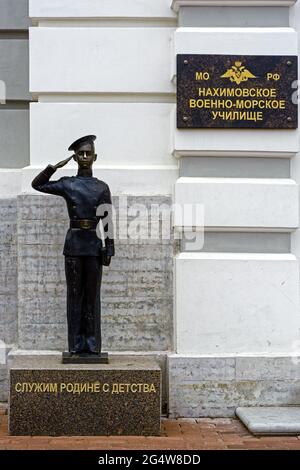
236, 406, 300, 435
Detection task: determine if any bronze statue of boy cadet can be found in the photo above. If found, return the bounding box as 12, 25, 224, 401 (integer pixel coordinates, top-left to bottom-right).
32, 135, 114, 363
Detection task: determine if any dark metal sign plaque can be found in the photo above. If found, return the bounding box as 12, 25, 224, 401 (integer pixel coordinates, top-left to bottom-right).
177, 54, 298, 129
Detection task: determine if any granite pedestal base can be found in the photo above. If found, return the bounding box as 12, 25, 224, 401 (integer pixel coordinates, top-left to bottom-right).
9, 356, 161, 436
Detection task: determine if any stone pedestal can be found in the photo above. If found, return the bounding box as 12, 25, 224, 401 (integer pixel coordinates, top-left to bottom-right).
9, 356, 161, 436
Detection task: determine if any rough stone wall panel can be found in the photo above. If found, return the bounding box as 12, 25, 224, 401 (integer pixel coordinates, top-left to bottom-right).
0, 198, 17, 346
17, 194, 174, 351
0, 198, 18, 400
168, 356, 300, 417
0, 368, 8, 402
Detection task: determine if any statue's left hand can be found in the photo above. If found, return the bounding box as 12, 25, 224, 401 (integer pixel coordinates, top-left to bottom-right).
102, 255, 111, 267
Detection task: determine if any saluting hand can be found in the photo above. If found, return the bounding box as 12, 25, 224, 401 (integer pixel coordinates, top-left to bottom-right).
52, 155, 74, 170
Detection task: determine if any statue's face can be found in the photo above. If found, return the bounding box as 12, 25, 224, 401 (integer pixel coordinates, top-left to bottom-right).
74, 143, 97, 169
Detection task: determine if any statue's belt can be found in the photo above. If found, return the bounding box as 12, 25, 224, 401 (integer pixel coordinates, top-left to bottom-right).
70, 219, 98, 230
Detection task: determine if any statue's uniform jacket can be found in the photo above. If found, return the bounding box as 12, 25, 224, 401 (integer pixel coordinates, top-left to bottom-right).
31, 164, 115, 354
31, 165, 115, 257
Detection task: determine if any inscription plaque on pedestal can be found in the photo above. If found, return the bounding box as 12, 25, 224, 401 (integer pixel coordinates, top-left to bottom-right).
177, 54, 298, 129
9, 356, 161, 436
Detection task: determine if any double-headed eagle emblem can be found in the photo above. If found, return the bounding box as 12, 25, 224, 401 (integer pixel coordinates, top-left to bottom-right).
221, 61, 256, 85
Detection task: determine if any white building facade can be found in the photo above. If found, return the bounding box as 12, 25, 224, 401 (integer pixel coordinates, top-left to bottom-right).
1, 0, 300, 416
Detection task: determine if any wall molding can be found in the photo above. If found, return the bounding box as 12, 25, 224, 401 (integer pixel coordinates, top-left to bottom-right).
171, 0, 297, 12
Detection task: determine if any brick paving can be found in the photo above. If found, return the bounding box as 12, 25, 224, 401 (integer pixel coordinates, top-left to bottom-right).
0, 406, 300, 450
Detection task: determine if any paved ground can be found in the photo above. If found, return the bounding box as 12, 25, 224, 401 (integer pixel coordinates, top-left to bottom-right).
1, 406, 300, 450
